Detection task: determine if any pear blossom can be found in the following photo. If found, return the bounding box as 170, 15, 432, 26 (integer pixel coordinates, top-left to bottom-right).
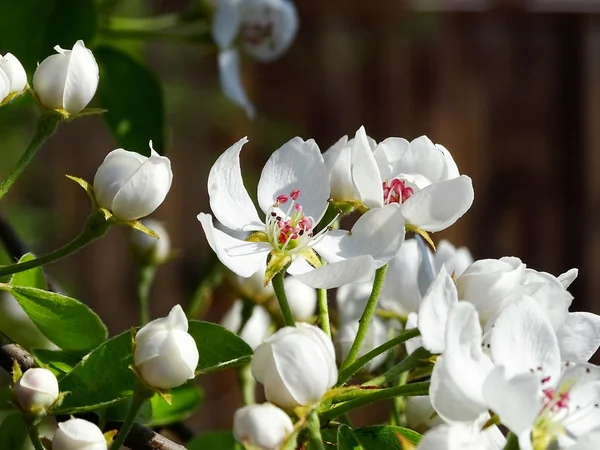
348, 126, 474, 232
221, 299, 272, 350
134, 305, 199, 389
283, 276, 317, 321
33, 40, 98, 115
336, 317, 389, 372
198, 136, 405, 289
52, 418, 107, 450
233, 403, 293, 449
93, 142, 173, 221
212, 0, 299, 116
14, 368, 59, 414
0, 53, 27, 104
252, 323, 337, 409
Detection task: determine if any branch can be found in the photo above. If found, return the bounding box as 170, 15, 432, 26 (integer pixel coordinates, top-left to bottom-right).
0, 332, 187, 450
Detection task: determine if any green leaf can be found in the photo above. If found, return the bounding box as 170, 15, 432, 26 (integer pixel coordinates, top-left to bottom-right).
337, 424, 364, 449
187, 431, 242, 450
324, 425, 422, 450
53, 331, 135, 414
9, 253, 47, 290
5, 285, 107, 353
40, 0, 96, 59
0, 413, 28, 450
32, 348, 81, 376
188, 321, 253, 373
101, 395, 152, 423
95, 46, 165, 155
148, 382, 204, 426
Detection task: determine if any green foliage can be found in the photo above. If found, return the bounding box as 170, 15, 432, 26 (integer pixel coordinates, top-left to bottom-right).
40, 0, 96, 58
0, 413, 28, 450
32, 348, 80, 376
10, 253, 47, 290
337, 424, 363, 449
187, 431, 242, 450
148, 382, 204, 426
95, 46, 165, 155
323, 425, 422, 449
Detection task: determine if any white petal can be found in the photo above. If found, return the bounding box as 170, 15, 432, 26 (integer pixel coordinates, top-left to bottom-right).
351, 126, 383, 208
404, 312, 423, 355
563, 381, 600, 438
434, 240, 473, 278
0, 53, 27, 93
336, 281, 373, 324
283, 276, 317, 322
218, 49, 256, 118
0, 68, 10, 101
33, 52, 69, 110
62, 40, 99, 114
557, 312, 600, 363
323, 135, 358, 201
379, 239, 423, 314
436, 144, 461, 180
417, 423, 494, 450
208, 136, 264, 232
197, 213, 270, 278
399, 136, 448, 184
290, 256, 376, 289
418, 266, 458, 354
482, 366, 540, 437
490, 296, 561, 382
257, 137, 329, 222
401, 175, 474, 232
211, 0, 242, 49
93, 149, 146, 210
372, 137, 410, 181
558, 268, 578, 288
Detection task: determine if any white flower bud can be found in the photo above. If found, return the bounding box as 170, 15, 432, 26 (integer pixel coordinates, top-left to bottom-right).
33, 40, 98, 114
14, 368, 59, 413
405, 396, 444, 433
283, 277, 316, 322
233, 403, 293, 450
93, 143, 173, 221
0, 53, 27, 103
230, 258, 274, 302
221, 299, 271, 350
52, 418, 107, 450
130, 219, 171, 265
134, 304, 199, 389
335, 317, 388, 372
252, 323, 337, 409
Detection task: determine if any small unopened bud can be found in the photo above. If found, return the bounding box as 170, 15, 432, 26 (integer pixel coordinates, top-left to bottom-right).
52, 418, 107, 450
130, 219, 171, 265
233, 403, 293, 450
14, 368, 59, 414
283, 277, 316, 321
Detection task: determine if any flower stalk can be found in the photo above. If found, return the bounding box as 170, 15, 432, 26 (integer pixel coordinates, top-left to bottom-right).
307, 410, 326, 450
137, 264, 157, 325
317, 287, 330, 338
272, 272, 296, 327
363, 347, 431, 387
25, 420, 45, 450
109, 383, 153, 450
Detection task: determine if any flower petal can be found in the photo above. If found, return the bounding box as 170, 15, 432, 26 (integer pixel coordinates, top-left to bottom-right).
218, 49, 256, 118
401, 175, 474, 232
211, 0, 241, 49
197, 213, 270, 278
373, 137, 410, 181
398, 136, 448, 184
208, 136, 264, 232
257, 137, 329, 222
289, 256, 376, 289
379, 239, 423, 314
558, 268, 578, 288
351, 126, 383, 208
323, 135, 359, 201
557, 312, 600, 363
562, 380, 600, 438
62, 40, 99, 114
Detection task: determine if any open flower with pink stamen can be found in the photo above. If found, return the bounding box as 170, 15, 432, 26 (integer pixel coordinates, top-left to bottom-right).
198, 136, 406, 288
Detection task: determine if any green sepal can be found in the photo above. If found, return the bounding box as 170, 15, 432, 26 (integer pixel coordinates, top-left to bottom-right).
298, 247, 322, 268
11, 360, 22, 385
405, 224, 436, 251
0, 87, 29, 107
264, 251, 291, 286
246, 231, 269, 243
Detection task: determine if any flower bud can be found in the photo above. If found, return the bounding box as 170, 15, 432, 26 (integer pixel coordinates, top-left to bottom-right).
230, 258, 274, 302
13, 368, 59, 413
405, 396, 444, 433
252, 323, 337, 409
233, 403, 293, 450
221, 299, 271, 350
33, 40, 98, 115
0, 53, 27, 104
130, 219, 171, 265
52, 418, 107, 450
93, 143, 173, 221
283, 276, 316, 322
134, 304, 199, 389
335, 317, 388, 372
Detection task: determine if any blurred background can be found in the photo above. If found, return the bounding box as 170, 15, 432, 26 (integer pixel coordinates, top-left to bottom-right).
1, 0, 600, 437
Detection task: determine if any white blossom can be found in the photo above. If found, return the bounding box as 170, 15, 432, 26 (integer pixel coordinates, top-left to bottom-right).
233, 403, 293, 450
14, 368, 59, 413
130, 218, 171, 264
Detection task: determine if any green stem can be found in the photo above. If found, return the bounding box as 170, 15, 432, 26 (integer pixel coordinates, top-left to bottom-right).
363, 347, 431, 387
26, 421, 45, 450
272, 272, 295, 327
238, 363, 255, 405
0, 111, 63, 201
0, 211, 110, 278
503, 433, 520, 450
137, 265, 157, 325
339, 265, 388, 372
110, 384, 152, 450
337, 328, 420, 386
317, 287, 330, 338
320, 382, 430, 423
107, 10, 205, 31
186, 257, 224, 319
307, 410, 326, 450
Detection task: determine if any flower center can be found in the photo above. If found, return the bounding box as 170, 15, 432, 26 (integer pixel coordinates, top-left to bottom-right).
265, 189, 315, 251
241, 21, 274, 46
382, 178, 414, 205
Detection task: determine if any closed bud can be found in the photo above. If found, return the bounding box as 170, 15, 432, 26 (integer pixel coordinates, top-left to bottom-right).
0, 53, 27, 104
336, 317, 388, 372
33, 40, 98, 115
283, 276, 316, 321
221, 300, 271, 350
130, 219, 171, 265
252, 323, 337, 409
134, 304, 199, 389
14, 368, 59, 414
52, 418, 107, 450
93, 142, 173, 221
233, 403, 293, 450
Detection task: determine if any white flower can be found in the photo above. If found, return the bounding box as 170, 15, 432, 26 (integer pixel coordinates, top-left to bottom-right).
233, 403, 293, 450
252, 323, 337, 409
212, 0, 299, 116
33, 40, 98, 115
198, 137, 405, 289
130, 219, 171, 264
0, 53, 27, 104
93, 142, 173, 221
283, 276, 316, 321
350, 126, 474, 232
221, 299, 272, 350
133, 304, 199, 389
336, 317, 389, 372
14, 368, 59, 413
416, 422, 505, 450
51, 418, 107, 450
